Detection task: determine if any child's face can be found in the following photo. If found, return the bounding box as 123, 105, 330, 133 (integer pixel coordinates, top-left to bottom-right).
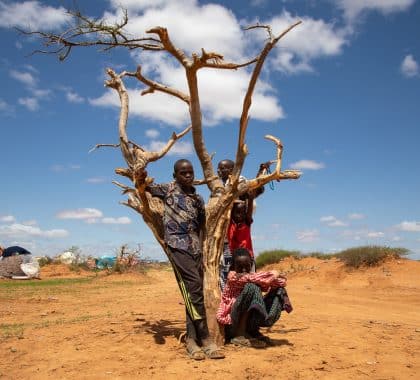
174, 161, 194, 188
234, 255, 252, 273
232, 202, 246, 223
217, 160, 234, 182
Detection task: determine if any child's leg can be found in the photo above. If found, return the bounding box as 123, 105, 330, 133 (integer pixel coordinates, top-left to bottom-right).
219, 242, 232, 290
168, 247, 208, 342
230, 283, 266, 336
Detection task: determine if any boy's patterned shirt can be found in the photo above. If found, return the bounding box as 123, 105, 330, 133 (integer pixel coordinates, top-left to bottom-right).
147, 182, 205, 254
216, 271, 287, 325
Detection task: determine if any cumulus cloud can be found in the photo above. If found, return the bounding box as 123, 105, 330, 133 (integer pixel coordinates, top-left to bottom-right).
18, 97, 39, 111
400, 54, 419, 78
366, 231, 384, 238
56, 208, 131, 225
147, 140, 193, 156
0, 223, 68, 238
50, 164, 81, 172
320, 215, 348, 227
348, 213, 365, 220
66, 91, 85, 103
57, 208, 103, 220
290, 160, 325, 170
9, 69, 37, 87
0, 98, 7, 110
0, 1, 70, 30
145, 129, 160, 138
396, 221, 420, 232
296, 229, 319, 242
335, 0, 415, 21
261, 11, 347, 74
0, 215, 16, 223
86, 177, 107, 184
101, 217, 131, 225
89, 89, 190, 127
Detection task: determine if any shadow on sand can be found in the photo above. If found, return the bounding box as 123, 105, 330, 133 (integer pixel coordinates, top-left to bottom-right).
136, 318, 185, 344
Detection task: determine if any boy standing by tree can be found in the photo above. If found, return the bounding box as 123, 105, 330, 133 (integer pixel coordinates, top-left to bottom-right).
145, 159, 224, 360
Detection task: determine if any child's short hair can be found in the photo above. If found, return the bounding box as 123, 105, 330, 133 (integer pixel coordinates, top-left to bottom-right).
230, 247, 252, 271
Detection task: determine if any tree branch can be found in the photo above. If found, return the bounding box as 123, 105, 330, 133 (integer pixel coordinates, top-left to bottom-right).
231, 21, 302, 189
125, 66, 190, 104
145, 125, 192, 162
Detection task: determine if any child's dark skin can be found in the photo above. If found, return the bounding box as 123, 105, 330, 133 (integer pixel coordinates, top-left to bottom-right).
173, 160, 195, 192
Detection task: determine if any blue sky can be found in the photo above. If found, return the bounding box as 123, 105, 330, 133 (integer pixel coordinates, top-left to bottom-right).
1, 0, 419, 260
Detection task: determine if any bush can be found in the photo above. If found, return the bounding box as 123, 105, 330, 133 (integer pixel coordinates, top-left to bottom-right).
37, 256, 53, 267
255, 249, 300, 268
337, 246, 409, 268
305, 252, 337, 260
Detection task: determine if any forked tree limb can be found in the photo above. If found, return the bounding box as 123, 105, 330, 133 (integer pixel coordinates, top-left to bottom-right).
145, 126, 193, 162
146, 27, 190, 67
232, 21, 302, 188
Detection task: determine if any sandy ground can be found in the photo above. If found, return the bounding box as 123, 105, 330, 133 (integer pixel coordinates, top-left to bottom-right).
1, 257, 419, 379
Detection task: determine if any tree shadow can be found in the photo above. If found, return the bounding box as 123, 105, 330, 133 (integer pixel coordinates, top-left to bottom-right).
136, 319, 185, 345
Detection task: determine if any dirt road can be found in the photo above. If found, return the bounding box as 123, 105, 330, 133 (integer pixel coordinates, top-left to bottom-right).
1, 258, 419, 379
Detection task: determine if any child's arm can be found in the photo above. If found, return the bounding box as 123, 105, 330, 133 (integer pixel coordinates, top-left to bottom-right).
228, 270, 287, 290
246, 191, 254, 225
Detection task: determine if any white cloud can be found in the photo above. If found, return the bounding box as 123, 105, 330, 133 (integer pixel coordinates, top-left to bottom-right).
18, 97, 39, 111
22, 219, 37, 226
348, 213, 365, 220
290, 160, 325, 170
366, 231, 384, 238
328, 219, 348, 227
0, 1, 70, 30
57, 208, 103, 220
264, 11, 347, 74
396, 221, 420, 232
145, 128, 160, 138
320, 215, 347, 227
30, 88, 51, 98
391, 236, 401, 242
335, 0, 415, 21
0, 98, 7, 110
66, 91, 85, 103
84, 216, 132, 225
107, 1, 247, 61
147, 140, 193, 156
0, 215, 16, 223
0, 223, 68, 238
296, 229, 319, 242
9, 69, 37, 87
50, 164, 81, 172
89, 88, 190, 127
86, 177, 107, 184
400, 54, 419, 78
101, 217, 132, 225
92, 1, 284, 126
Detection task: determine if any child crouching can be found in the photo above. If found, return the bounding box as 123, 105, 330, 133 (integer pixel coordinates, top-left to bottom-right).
216, 248, 292, 348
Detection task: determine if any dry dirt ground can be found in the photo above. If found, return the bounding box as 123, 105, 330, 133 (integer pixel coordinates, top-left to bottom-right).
1, 257, 419, 379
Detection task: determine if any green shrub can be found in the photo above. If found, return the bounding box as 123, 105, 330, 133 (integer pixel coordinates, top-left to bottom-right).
256, 249, 300, 268
37, 256, 53, 267
337, 246, 409, 268
305, 252, 337, 260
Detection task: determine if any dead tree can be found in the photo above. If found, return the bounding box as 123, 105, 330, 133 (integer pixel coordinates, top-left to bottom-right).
22, 10, 301, 342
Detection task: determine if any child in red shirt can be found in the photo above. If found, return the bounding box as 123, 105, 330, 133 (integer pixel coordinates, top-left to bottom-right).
227, 192, 255, 270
